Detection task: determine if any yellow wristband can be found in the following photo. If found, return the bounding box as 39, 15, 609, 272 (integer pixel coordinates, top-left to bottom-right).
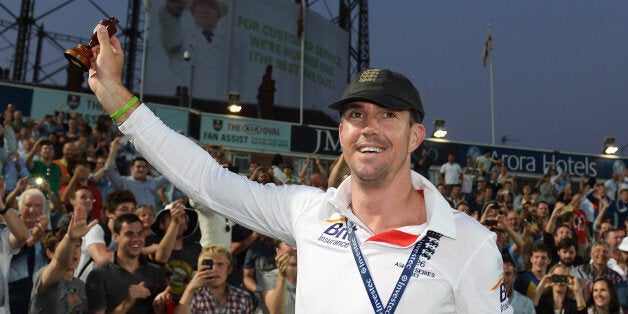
110, 96, 139, 121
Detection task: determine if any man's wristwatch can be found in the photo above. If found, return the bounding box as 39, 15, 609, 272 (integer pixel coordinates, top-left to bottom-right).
0, 205, 10, 215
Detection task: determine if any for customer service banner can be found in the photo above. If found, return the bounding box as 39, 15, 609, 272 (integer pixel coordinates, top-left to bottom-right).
143, 0, 348, 119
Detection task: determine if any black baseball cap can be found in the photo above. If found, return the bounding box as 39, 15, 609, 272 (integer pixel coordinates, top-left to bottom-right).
328, 68, 425, 122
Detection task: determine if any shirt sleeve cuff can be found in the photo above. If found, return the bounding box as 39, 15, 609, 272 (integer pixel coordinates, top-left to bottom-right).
118, 103, 159, 136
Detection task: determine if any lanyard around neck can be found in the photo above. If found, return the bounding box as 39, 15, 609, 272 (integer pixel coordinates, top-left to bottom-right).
346, 220, 440, 313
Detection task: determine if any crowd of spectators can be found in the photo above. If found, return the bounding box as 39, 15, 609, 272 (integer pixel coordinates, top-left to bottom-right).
0, 102, 341, 313
434, 151, 628, 313
0, 103, 626, 313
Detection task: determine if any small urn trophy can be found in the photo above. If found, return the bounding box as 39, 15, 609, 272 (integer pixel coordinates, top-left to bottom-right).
64, 16, 119, 72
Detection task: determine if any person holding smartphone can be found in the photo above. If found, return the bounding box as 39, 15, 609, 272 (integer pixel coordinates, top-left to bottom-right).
167, 244, 253, 314
533, 263, 586, 314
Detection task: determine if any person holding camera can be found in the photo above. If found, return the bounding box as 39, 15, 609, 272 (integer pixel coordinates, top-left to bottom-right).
171, 244, 253, 313
484, 205, 525, 270
533, 263, 586, 314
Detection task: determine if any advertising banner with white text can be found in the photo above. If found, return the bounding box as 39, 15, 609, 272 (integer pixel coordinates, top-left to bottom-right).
143, 0, 348, 119
421, 139, 627, 179
199, 112, 291, 152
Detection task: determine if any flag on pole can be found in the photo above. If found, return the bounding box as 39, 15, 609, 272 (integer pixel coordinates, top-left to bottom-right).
482, 27, 492, 67
297, 0, 305, 38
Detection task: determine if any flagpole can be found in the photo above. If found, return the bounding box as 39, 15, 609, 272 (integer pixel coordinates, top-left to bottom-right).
299, 0, 306, 125
139, 1, 151, 102
488, 23, 495, 145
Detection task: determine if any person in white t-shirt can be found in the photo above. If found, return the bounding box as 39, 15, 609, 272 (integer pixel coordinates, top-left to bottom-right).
270, 154, 288, 184
86, 26, 511, 313
439, 154, 462, 196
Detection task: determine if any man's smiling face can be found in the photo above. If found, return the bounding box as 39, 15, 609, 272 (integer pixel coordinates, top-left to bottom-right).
339, 101, 423, 188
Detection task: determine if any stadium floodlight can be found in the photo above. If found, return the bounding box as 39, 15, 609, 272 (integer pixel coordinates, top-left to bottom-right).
603, 137, 619, 155
432, 119, 447, 138
227, 92, 242, 113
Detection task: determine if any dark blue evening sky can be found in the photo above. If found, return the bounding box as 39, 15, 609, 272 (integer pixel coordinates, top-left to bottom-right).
1, 1, 626, 155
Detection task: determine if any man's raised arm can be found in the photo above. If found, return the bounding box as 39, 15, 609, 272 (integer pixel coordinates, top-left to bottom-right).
87, 22, 297, 246
88, 25, 137, 124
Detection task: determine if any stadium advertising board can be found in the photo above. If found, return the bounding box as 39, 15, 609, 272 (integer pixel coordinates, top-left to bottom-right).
423, 139, 627, 179
31, 88, 104, 125
290, 125, 340, 156
199, 112, 291, 152
28, 87, 189, 131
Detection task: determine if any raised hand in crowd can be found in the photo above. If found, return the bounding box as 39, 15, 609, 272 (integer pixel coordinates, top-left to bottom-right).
37, 205, 97, 294
103, 136, 123, 170
6, 176, 29, 206
12, 152, 21, 171
153, 200, 187, 263
268, 251, 292, 314
496, 212, 525, 255
0, 193, 28, 250
327, 154, 349, 189
479, 202, 499, 225
593, 198, 610, 228
25, 137, 51, 171
298, 156, 312, 183
38, 179, 61, 209
544, 201, 570, 234
67, 205, 98, 241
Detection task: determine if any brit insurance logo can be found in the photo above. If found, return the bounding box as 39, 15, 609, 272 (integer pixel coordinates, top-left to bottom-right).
317, 216, 350, 249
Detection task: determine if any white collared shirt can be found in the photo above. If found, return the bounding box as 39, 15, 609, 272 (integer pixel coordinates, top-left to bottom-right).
120, 104, 512, 313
